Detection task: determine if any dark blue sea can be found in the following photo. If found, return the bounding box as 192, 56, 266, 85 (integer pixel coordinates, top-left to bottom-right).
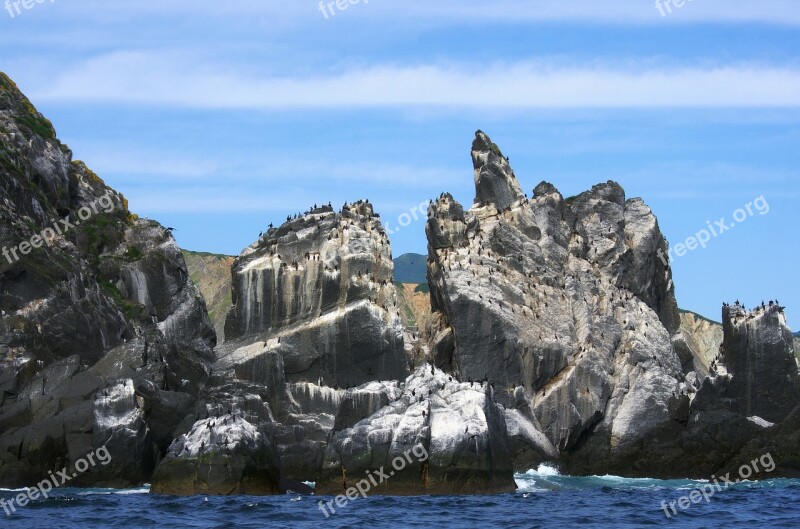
3, 466, 799, 528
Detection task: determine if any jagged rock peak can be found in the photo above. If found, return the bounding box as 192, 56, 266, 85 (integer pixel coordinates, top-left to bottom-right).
0, 71, 216, 488
425, 131, 685, 470
471, 130, 525, 211
533, 181, 561, 198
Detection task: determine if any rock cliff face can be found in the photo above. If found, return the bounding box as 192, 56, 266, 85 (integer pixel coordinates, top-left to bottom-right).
720, 303, 798, 423
421, 132, 800, 479
3, 72, 798, 492
0, 73, 215, 487
425, 131, 685, 472
152, 200, 517, 494
150, 202, 412, 493
222, 201, 407, 387
618, 301, 800, 479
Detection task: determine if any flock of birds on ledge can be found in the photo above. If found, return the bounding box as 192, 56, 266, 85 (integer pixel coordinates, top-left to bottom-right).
724, 299, 786, 315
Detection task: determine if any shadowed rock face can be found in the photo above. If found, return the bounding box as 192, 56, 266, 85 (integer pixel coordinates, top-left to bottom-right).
426, 131, 686, 470
0, 73, 216, 488
721, 303, 798, 423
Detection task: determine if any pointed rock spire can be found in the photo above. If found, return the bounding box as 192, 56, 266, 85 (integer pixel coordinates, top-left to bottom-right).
471, 130, 524, 211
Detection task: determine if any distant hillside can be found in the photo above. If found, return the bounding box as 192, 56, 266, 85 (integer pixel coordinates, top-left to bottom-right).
678, 310, 723, 374
395, 282, 432, 331
393, 253, 427, 283
181, 250, 235, 342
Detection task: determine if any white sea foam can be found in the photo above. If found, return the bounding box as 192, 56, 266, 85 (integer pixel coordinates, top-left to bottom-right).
76, 487, 150, 496
513, 463, 705, 493
529, 463, 561, 477
515, 463, 562, 492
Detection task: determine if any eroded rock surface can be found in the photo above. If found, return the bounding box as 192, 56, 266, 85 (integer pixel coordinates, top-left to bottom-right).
425, 131, 685, 472
422, 131, 800, 479
151, 201, 412, 492
317, 367, 516, 495
719, 303, 798, 423
0, 72, 215, 488
4, 81, 798, 492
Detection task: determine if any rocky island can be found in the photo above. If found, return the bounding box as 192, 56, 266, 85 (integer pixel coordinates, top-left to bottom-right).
1, 72, 798, 496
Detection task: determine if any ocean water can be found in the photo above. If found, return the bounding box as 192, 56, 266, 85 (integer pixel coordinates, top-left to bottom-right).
2, 466, 799, 528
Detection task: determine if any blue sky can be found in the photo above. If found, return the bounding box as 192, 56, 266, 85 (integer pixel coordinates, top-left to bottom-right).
2, 0, 798, 327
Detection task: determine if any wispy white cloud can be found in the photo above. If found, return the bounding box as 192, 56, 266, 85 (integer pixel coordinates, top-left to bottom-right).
29, 52, 800, 109
76, 142, 464, 187
74, 145, 217, 179
126, 187, 312, 214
